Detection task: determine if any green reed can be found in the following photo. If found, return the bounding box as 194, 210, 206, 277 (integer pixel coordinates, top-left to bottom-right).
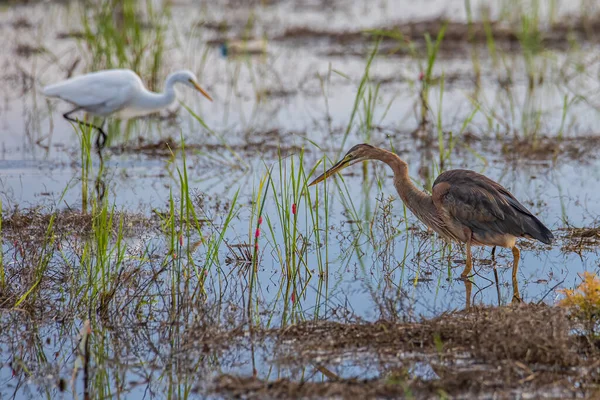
80, 0, 168, 81
91, 198, 127, 314
482, 8, 498, 67
248, 170, 270, 322
465, 0, 481, 88
14, 187, 68, 308
76, 0, 170, 147
420, 23, 447, 132
317, 63, 335, 137
557, 94, 582, 140
479, 0, 578, 142
371, 23, 446, 134
267, 151, 310, 279
258, 148, 343, 326
435, 77, 479, 170
158, 136, 243, 301
305, 158, 331, 280
339, 39, 380, 155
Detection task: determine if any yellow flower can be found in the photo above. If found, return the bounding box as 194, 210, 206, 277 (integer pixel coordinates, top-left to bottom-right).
558, 272, 600, 327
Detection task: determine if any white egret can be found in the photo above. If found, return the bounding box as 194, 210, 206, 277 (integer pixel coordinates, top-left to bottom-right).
43, 69, 213, 150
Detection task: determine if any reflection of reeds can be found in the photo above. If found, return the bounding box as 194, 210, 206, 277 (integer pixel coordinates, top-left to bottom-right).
267, 151, 308, 279
248, 170, 270, 321
71, 320, 91, 400
76, 124, 93, 213
163, 136, 242, 296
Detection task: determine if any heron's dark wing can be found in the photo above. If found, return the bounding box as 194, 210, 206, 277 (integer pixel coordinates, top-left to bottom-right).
432, 169, 553, 244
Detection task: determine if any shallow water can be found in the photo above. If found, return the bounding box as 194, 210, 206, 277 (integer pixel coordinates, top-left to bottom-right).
1, 0, 600, 398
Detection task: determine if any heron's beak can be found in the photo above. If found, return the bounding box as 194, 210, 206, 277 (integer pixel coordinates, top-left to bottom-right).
190, 80, 213, 101
308, 155, 353, 186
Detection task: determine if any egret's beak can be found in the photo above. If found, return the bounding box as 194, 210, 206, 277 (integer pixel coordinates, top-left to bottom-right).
309, 155, 353, 186
190, 80, 213, 101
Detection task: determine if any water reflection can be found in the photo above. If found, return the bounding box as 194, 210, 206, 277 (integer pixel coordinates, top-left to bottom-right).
95, 162, 106, 203
464, 248, 522, 309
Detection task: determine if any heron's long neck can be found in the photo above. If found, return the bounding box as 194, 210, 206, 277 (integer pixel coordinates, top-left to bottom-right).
136, 75, 178, 111
374, 149, 438, 225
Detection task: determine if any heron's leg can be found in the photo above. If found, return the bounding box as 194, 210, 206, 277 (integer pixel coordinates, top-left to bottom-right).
491, 246, 501, 305
63, 108, 108, 151
511, 246, 521, 303
460, 233, 473, 279
462, 278, 472, 310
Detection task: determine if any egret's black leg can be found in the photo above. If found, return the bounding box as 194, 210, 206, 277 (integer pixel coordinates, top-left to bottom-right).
95, 129, 107, 150
63, 108, 107, 151
95, 118, 107, 150
95, 176, 106, 203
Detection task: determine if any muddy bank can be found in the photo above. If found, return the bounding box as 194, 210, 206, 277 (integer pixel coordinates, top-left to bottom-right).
109, 132, 600, 165
211, 304, 600, 399
1, 208, 157, 242
205, 15, 600, 57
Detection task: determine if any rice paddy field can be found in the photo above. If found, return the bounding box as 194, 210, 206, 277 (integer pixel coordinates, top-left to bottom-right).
1, 0, 600, 398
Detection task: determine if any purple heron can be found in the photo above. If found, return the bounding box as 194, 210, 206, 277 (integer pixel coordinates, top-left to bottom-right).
309, 144, 553, 283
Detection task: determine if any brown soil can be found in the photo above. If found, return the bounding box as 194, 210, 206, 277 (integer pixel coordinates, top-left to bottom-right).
14, 43, 45, 58
205, 15, 600, 57
560, 226, 600, 253
212, 304, 600, 399
2, 208, 156, 242
112, 135, 304, 158
500, 136, 600, 161
275, 304, 582, 366
110, 131, 600, 168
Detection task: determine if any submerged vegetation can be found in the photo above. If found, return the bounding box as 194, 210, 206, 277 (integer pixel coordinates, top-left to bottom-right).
2, 0, 600, 398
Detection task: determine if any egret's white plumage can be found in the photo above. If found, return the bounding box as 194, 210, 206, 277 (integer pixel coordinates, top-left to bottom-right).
43, 69, 212, 150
